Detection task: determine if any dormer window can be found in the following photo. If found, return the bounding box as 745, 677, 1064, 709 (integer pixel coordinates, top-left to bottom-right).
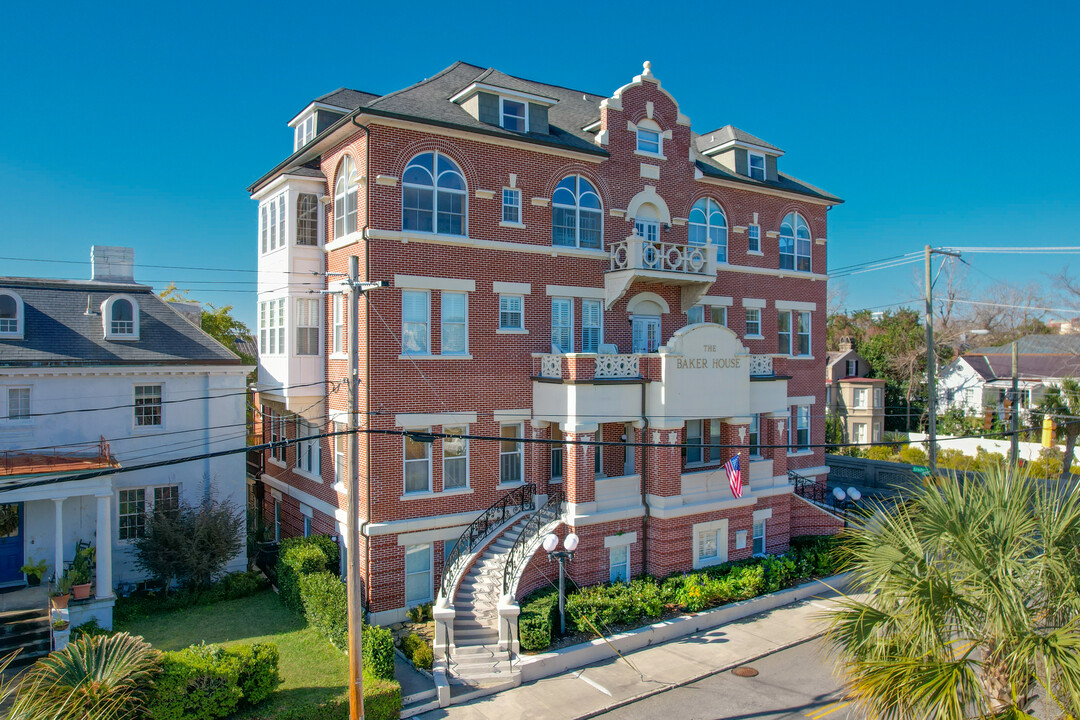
748, 152, 766, 181
636, 121, 662, 155
103, 295, 139, 340
500, 98, 527, 132
0, 291, 24, 339
294, 113, 315, 150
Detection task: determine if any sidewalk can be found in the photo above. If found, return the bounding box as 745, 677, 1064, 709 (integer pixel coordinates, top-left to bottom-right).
415, 590, 845, 720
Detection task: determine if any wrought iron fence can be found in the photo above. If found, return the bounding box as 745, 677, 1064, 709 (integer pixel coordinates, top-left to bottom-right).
439, 483, 535, 599
502, 490, 564, 595
789, 469, 827, 506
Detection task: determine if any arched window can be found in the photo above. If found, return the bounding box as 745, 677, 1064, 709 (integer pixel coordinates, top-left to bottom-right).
296, 193, 318, 246
402, 152, 467, 236
552, 175, 602, 249
334, 156, 358, 240
688, 198, 728, 263
0, 291, 23, 338
779, 212, 811, 272
102, 295, 139, 340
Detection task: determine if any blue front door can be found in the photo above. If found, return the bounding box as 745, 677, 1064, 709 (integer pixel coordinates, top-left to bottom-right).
0, 503, 24, 585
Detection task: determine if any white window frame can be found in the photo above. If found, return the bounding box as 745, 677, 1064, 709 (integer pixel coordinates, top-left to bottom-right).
102, 294, 139, 341
692, 518, 729, 569
502, 188, 522, 224
796, 311, 811, 356
442, 425, 469, 491
401, 290, 431, 356
845, 359, 858, 377
748, 152, 766, 181
404, 543, 433, 605
631, 315, 661, 354
752, 518, 766, 556
296, 193, 319, 246
133, 384, 163, 428
260, 193, 286, 253
499, 98, 528, 133
685, 419, 704, 465
581, 299, 602, 353
551, 297, 573, 354
636, 121, 662, 156
440, 292, 468, 356
853, 387, 869, 410
779, 211, 812, 273
551, 175, 603, 249
267, 407, 286, 464
6, 387, 30, 422
295, 419, 321, 479
294, 113, 315, 150
634, 217, 660, 244
295, 298, 320, 356
748, 414, 761, 458
789, 405, 811, 452
334, 156, 359, 240
332, 294, 344, 355
0, 291, 24, 339
745, 308, 761, 337
402, 151, 468, 237
609, 544, 630, 583
550, 425, 564, 481
499, 294, 524, 330
686, 305, 704, 325
403, 428, 432, 494
499, 422, 524, 485
853, 422, 868, 445
333, 421, 347, 485
873, 422, 882, 442
747, 223, 761, 253
118, 484, 180, 542
874, 387, 884, 408
688, 198, 728, 264
778, 311, 792, 355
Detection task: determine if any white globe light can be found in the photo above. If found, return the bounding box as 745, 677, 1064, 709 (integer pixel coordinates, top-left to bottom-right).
563, 533, 580, 552
542, 534, 559, 553
832, 487, 846, 502
847, 487, 862, 502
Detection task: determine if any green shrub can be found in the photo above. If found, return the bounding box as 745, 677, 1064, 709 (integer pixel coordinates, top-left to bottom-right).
790, 535, 843, 577
362, 624, 395, 681
565, 577, 664, 634
280, 535, 339, 573
149, 644, 243, 720
232, 642, 282, 706
762, 555, 797, 593
864, 444, 893, 461
519, 588, 559, 652
300, 572, 348, 650
400, 633, 422, 658
411, 642, 433, 671
277, 543, 329, 613
898, 445, 928, 466
212, 570, 269, 600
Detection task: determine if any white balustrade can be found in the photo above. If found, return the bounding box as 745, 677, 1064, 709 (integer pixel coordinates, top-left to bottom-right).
594, 354, 639, 378
540, 354, 562, 379
749, 355, 773, 376
608, 236, 713, 275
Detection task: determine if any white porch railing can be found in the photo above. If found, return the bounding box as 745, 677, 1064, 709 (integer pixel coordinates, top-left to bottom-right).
595, 354, 639, 378
540, 355, 562, 379
749, 355, 773, 376
608, 236, 712, 275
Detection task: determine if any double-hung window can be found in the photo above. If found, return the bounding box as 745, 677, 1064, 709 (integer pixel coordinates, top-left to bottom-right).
853, 388, 869, 409
687, 305, 704, 325
134, 385, 162, 427
582, 299, 602, 353
332, 294, 344, 354
790, 406, 810, 451
295, 298, 319, 355
500, 98, 527, 132
779, 212, 812, 272
260, 299, 285, 355
404, 544, 432, 605
502, 188, 522, 224
708, 418, 722, 464
845, 359, 858, 377
401, 290, 430, 355
499, 295, 523, 330
685, 420, 703, 465
748, 414, 761, 457
694, 519, 728, 568
7, 388, 29, 420
795, 312, 811, 356
260, 194, 286, 253
334, 156, 359, 239
550, 425, 564, 480
874, 387, 884, 408
752, 519, 766, 555
778, 312, 792, 355
404, 430, 431, 493
552, 175, 602, 249
551, 298, 572, 354
748, 224, 761, 252
297, 193, 318, 246
442, 426, 468, 490
294, 114, 315, 150
637, 127, 661, 155
296, 420, 320, 476
711, 306, 727, 326
748, 152, 766, 181
499, 423, 523, 484
268, 409, 286, 463
853, 422, 868, 445
118, 488, 147, 540
440, 292, 467, 355
609, 544, 630, 583
746, 308, 761, 336
333, 422, 347, 484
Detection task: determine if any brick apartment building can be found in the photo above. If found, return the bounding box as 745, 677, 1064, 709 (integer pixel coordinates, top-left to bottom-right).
248, 61, 844, 670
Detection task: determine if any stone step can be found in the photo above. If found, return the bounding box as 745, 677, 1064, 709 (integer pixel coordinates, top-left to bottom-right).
0, 608, 48, 625
449, 659, 517, 682
0, 625, 49, 650
447, 676, 520, 704
453, 629, 499, 644
451, 643, 500, 657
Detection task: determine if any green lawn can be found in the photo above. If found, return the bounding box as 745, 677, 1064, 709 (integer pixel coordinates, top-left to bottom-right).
118, 590, 348, 716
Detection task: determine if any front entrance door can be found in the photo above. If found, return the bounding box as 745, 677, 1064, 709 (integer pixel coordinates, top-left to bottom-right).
632, 316, 661, 354
0, 503, 24, 585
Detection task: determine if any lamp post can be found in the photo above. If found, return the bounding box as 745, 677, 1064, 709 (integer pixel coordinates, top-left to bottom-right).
542, 532, 578, 635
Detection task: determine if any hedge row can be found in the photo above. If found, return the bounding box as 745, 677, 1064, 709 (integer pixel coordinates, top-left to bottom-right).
113, 571, 269, 625
147, 642, 281, 720
277, 536, 396, 682
519, 535, 846, 652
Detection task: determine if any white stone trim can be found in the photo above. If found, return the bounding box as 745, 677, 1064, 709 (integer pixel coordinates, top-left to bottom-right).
299, 503, 313, 518
742, 298, 767, 309
493, 408, 532, 421
394, 412, 478, 427
626, 291, 671, 315
493, 281, 531, 295
531, 197, 550, 207
375, 175, 398, 187
787, 395, 817, 405
545, 285, 605, 299
363, 509, 490, 537
692, 518, 728, 568
397, 524, 468, 546
474, 189, 495, 199
260, 473, 341, 523
394, 275, 476, 292
752, 508, 773, 522
640, 164, 660, 180
699, 296, 733, 307
775, 300, 817, 312
604, 532, 637, 548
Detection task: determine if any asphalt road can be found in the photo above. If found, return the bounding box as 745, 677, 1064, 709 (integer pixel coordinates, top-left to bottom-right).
593, 638, 859, 720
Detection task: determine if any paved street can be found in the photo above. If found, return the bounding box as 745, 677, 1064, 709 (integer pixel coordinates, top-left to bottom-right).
594, 638, 857, 720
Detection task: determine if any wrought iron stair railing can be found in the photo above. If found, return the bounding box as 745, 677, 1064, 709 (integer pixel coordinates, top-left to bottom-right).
789, 469, 827, 506
439, 483, 535, 600
503, 490, 564, 595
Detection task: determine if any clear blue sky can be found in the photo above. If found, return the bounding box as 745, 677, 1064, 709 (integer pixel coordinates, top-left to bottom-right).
3, 0, 1078, 327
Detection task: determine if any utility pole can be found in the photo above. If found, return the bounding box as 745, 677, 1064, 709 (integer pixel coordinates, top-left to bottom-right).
342, 256, 388, 720
1010, 340, 1020, 469
925, 245, 962, 477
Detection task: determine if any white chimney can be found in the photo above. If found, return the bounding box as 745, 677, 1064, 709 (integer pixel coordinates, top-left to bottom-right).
91, 246, 135, 283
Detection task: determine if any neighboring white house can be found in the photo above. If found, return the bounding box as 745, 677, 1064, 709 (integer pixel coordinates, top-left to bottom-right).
938, 335, 1080, 421
0, 246, 252, 628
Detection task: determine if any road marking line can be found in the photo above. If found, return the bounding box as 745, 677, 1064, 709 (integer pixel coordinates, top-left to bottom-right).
810, 700, 851, 719
574, 671, 613, 697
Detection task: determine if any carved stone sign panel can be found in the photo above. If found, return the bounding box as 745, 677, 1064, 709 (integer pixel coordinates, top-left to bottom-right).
648, 324, 751, 422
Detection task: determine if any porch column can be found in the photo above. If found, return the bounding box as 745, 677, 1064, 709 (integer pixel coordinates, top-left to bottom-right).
95, 493, 113, 599
53, 498, 65, 581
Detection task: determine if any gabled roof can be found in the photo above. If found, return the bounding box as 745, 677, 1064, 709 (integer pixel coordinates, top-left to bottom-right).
970, 334, 1080, 355
314, 88, 381, 111
0, 279, 244, 367
957, 352, 1080, 382
696, 125, 783, 154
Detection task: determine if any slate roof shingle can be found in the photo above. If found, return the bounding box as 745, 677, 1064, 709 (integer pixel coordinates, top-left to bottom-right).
0, 279, 244, 367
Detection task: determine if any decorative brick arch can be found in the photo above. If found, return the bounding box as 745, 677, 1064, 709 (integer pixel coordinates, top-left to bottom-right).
390, 139, 480, 194
543, 163, 612, 207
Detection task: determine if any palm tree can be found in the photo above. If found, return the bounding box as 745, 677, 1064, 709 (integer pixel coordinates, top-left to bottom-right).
9, 632, 160, 720
824, 464, 1080, 719
1037, 378, 1080, 479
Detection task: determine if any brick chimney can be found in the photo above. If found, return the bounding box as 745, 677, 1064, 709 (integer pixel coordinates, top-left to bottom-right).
90, 246, 135, 283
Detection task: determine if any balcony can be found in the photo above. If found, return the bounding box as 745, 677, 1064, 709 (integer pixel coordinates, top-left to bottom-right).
538, 353, 643, 380
604, 235, 718, 310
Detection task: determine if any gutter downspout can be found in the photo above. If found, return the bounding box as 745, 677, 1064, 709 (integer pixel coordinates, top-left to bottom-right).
640, 381, 649, 575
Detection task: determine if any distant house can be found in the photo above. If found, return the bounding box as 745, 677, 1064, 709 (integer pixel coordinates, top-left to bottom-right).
0, 246, 253, 634
938, 334, 1080, 421
826, 338, 886, 444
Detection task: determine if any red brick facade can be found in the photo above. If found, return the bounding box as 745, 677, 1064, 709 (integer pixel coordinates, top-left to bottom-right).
253, 64, 842, 623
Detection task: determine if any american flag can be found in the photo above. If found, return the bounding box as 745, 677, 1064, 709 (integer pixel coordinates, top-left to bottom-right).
724, 455, 742, 499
